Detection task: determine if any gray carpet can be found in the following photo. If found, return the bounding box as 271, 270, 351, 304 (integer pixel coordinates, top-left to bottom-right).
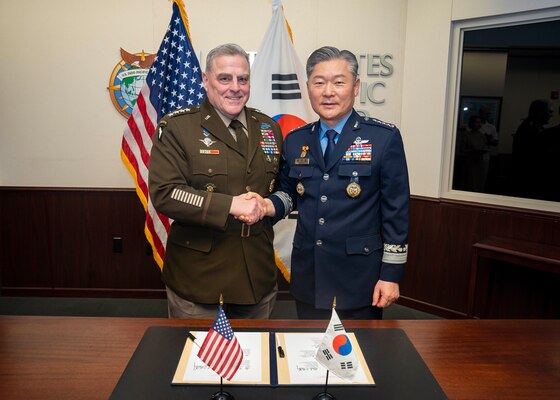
0, 297, 441, 319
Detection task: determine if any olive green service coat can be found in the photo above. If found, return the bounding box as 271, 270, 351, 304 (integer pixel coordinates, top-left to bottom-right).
149, 99, 283, 305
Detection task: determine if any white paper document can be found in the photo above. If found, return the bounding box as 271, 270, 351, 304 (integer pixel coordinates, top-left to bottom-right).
279, 332, 374, 385
173, 331, 269, 385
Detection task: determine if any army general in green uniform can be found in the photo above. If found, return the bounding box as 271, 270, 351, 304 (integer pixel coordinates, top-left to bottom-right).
149, 44, 283, 319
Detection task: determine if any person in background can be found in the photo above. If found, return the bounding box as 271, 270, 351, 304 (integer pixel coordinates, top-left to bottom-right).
458, 115, 490, 192
512, 99, 553, 199
263, 46, 410, 320
148, 43, 283, 319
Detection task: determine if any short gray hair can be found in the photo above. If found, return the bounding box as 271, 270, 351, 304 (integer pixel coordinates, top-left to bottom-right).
206, 43, 250, 73
306, 46, 359, 79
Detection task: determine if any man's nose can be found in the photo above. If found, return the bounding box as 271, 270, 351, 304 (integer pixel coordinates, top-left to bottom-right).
230, 79, 241, 91
323, 82, 335, 96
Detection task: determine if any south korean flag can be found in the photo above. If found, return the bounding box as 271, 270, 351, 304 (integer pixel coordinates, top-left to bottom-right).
314, 308, 358, 380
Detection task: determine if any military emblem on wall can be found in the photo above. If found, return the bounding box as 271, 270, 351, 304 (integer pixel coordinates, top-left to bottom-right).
108, 48, 155, 118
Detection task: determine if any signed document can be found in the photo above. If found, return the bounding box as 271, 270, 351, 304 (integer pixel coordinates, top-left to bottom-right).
172, 331, 270, 385
173, 331, 373, 386
276, 332, 374, 385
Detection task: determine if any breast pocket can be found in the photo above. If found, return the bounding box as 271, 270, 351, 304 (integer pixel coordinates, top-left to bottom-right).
191, 155, 228, 192
288, 165, 314, 180
338, 163, 372, 178
346, 234, 382, 256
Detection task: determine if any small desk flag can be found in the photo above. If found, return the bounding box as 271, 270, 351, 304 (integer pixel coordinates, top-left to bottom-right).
314, 308, 358, 380
197, 305, 244, 381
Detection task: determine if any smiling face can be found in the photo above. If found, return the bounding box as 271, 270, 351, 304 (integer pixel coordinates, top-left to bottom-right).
203, 54, 250, 119
307, 58, 360, 128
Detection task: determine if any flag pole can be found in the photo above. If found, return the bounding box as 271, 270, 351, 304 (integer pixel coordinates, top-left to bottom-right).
312, 298, 337, 400
210, 294, 235, 400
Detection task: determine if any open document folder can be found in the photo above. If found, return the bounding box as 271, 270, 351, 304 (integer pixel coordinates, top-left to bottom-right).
172, 331, 374, 386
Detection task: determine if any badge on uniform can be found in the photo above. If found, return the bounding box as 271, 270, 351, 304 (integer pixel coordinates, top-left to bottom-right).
157, 120, 168, 140
200, 137, 216, 147
346, 181, 362, 198
204, 183, 217, 192
200, 149, 219, 155
296, 145, 310, 165
342, 137, 372, 162
269, 178, 276, 193
296, 182, 305, 195
346, 171, 362, 198
259, 123, 280, 155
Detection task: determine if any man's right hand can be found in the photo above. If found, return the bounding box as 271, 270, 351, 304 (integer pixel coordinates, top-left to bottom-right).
229, 192, 266, 225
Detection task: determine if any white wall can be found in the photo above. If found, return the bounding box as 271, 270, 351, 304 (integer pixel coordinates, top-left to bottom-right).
0, 0, 406, 188
1, 0, 559, 202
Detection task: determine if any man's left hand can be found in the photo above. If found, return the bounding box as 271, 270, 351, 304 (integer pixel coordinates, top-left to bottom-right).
372, 280, 400, 308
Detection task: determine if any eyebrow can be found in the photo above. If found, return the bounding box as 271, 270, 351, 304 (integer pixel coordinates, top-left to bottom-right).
311, 74, 348, 80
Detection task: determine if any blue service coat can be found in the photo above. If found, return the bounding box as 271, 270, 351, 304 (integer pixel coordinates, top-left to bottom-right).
271, 110, 410, 310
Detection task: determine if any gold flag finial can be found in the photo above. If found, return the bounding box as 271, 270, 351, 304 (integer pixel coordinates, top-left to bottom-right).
333, 296, 337, 309
219, 293, 224, 306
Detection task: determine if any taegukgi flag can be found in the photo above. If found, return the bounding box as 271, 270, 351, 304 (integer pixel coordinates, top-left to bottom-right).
314, 308, 358, 380
248, 0, 315, 282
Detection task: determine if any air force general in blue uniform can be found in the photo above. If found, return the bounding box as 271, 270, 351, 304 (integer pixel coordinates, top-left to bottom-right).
267, 47, 409, 319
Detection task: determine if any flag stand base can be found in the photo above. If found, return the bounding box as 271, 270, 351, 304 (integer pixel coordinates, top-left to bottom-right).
312, 393, 335, 400
211, 391, 234, 400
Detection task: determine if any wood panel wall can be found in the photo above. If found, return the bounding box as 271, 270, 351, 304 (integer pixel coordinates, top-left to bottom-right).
1, 188, 558, 318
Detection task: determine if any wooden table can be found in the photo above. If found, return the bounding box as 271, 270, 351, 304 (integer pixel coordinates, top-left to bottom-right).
468, 236, 560, 318
0, 316, 558, 399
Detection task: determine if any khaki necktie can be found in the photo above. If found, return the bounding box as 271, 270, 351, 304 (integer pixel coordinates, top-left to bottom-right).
230, 119, 248, 157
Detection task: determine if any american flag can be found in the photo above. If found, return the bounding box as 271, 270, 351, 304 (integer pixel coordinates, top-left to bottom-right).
120, 0, 205, 269
197, 305, 244, 381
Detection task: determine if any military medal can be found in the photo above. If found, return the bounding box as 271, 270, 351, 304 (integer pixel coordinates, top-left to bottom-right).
296, 182, 305, 195
259, 123, 280, 155
346, 181, 362, 198
296, 145, 310, 165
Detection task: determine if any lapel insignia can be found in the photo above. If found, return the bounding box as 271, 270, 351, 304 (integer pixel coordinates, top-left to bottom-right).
200, 137, 216, 147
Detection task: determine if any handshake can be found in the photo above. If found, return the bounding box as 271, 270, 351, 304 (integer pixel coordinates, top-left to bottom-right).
229, 192, 275, 225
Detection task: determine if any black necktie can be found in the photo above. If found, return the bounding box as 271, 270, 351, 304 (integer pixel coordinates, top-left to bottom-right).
324, 129, 338, 165
230, 119, 247, 157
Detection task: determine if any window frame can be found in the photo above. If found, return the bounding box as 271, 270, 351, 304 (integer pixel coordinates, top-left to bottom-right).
441, 8, 560, 213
